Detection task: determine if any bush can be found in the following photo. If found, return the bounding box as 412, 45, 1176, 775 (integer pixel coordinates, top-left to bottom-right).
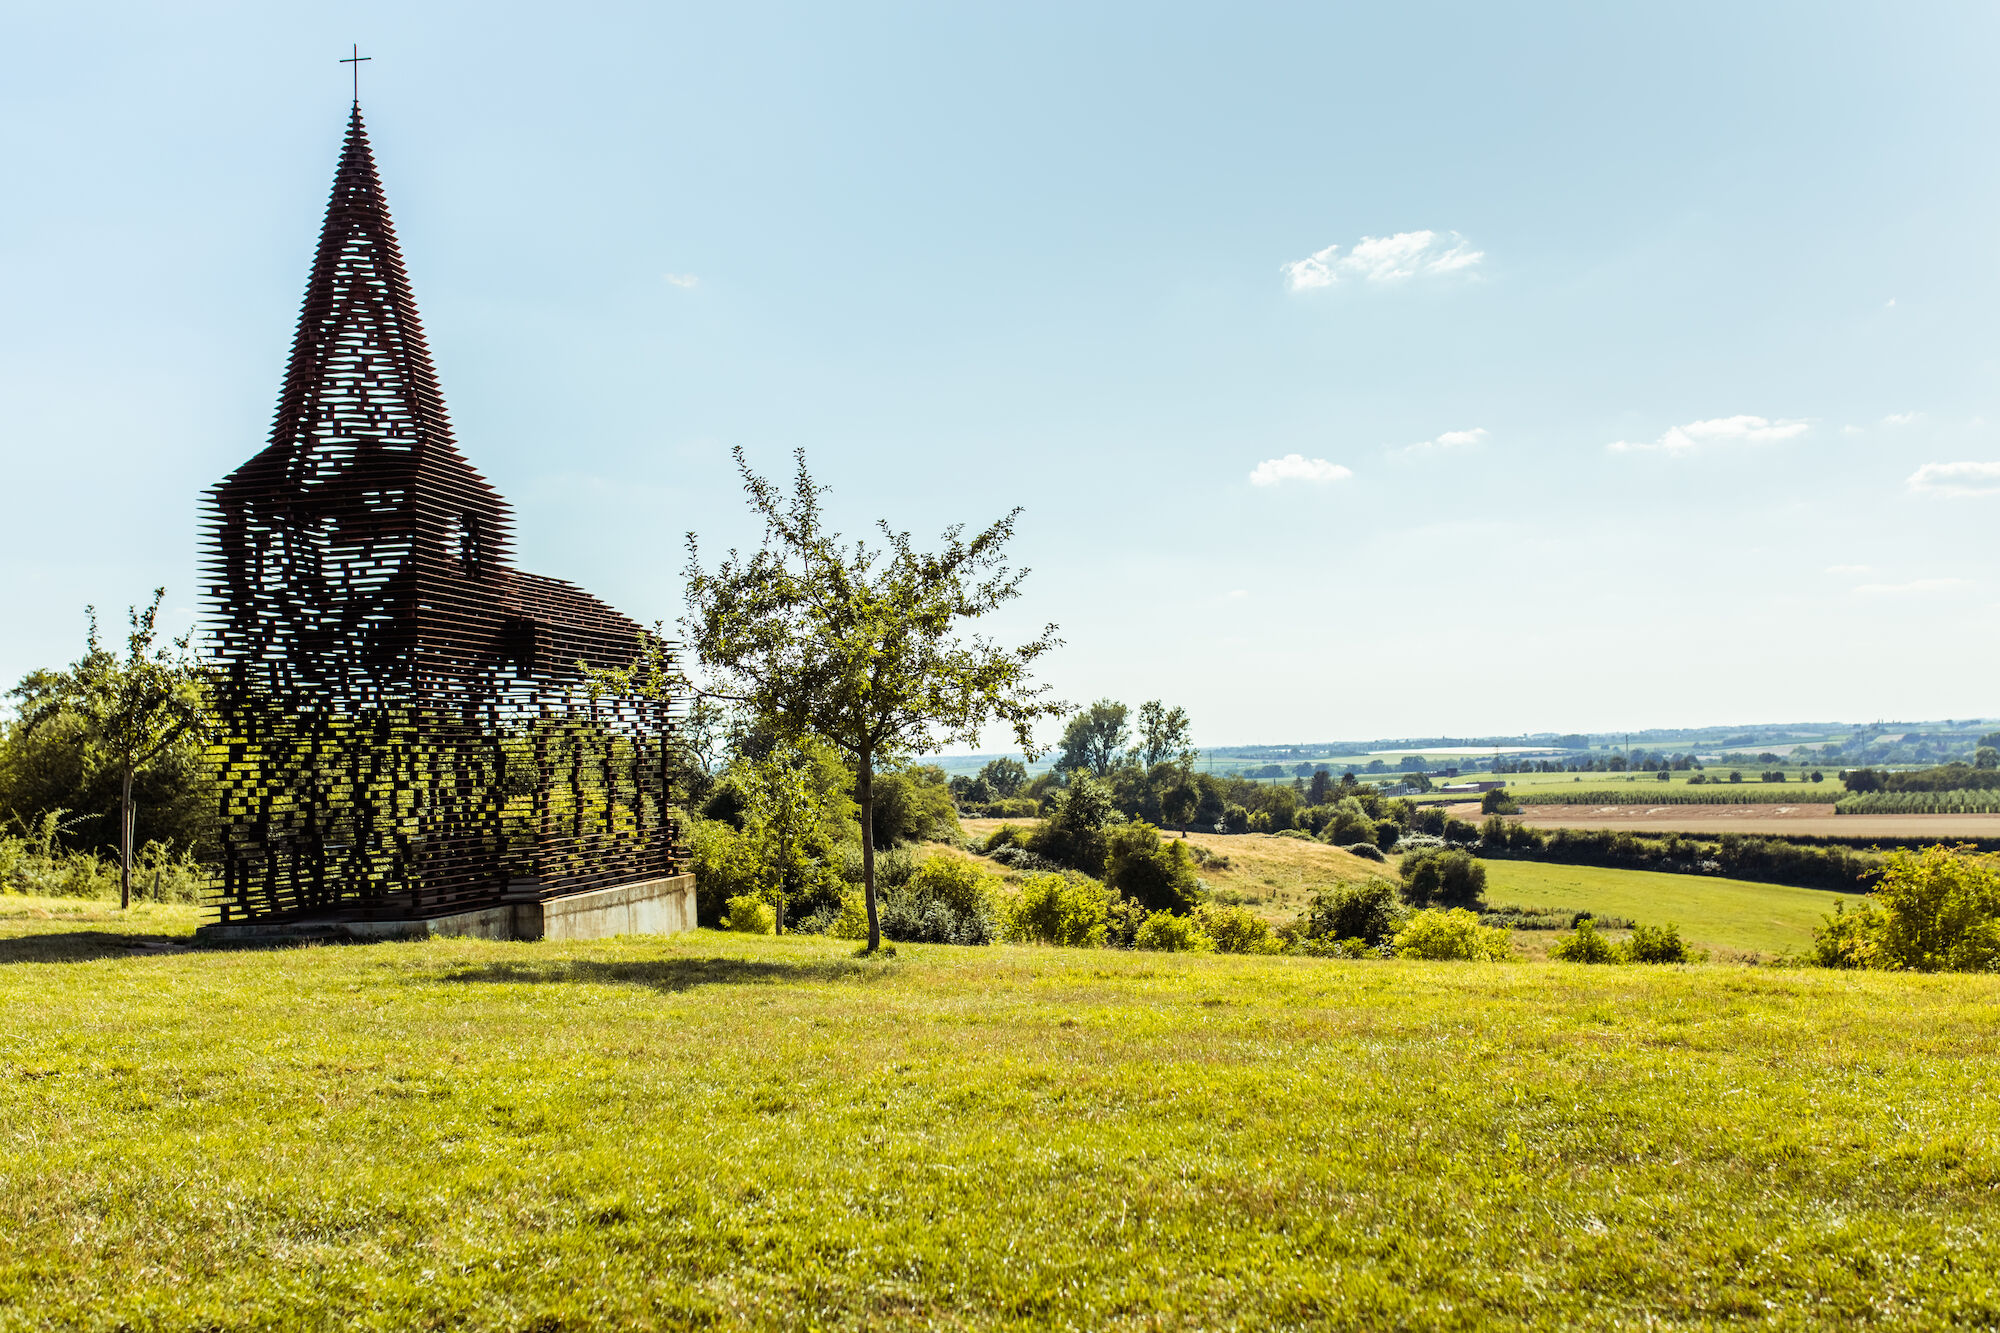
1810, 844, 2000, 971
1479, 788, 1519, 815
1625, 921, 1700, 964
1399, 847, 1487, 908
1342, 842, 1387, 862
1296, 879, 1404, 947
1198, 904, 1280, 954
878, 854, 999, 945
1134, 911, 1214, 952
1030, 770, 1122, 872
1392, 908, 1513, 961
1103, 822, 1201, 914
1372, 819, 1402, 850
870, 765, 961, 847
984, 797, 1040, 819
1549, 917, 1619, 963
721, 894, 775, 934
981, 823, 1032, 853
794, 894, 870, 939
1002, 872, 1109, 947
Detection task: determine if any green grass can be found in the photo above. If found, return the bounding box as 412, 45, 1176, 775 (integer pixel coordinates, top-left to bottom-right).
3, 905, 1998, 1328
1481, 861, 1861, 959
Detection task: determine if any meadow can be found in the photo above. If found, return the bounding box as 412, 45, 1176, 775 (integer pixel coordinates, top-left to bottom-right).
2, 903, 1997, 1329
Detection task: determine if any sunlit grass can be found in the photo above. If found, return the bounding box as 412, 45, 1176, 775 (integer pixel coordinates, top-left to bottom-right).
1, 909, 1997, 1328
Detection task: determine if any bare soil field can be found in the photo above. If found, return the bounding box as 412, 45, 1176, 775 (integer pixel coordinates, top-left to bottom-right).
1441, 802, 2000, 840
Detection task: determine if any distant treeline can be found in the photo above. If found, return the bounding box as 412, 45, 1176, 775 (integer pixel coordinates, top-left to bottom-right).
1840, 762, 2000, 794
1471, 820, 1881, 893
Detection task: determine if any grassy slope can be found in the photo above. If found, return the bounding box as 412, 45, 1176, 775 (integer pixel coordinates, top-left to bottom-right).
1482, 862, 1862, 959
3, 908, 1998, 1329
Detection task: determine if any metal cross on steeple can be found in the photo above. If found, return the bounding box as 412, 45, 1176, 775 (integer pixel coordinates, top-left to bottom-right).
339, 44, 371, 104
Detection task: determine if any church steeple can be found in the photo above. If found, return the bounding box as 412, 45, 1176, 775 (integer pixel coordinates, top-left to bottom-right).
266, 103, 460, 477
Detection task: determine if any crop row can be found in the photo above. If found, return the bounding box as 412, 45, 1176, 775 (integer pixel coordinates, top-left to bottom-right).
1835, 789, 2000, 815
1514, 787, 1839, 807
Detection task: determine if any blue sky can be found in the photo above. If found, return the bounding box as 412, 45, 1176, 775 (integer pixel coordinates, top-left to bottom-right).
4, 2, 1999, 749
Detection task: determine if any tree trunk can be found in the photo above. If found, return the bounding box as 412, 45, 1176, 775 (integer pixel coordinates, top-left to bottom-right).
119, 766, 134, 911
857, 752, 880, 952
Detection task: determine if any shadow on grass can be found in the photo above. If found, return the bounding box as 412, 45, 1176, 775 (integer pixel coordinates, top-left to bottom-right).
0, 932, 194, 964
431, 954, 879, 995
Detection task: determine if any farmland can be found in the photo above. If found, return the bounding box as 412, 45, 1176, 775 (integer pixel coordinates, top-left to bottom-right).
3, 905, 1999, 1328
1482, 804, 2000, 841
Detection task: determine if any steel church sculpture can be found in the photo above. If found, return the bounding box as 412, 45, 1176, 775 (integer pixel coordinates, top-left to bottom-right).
201, 101, 686, 933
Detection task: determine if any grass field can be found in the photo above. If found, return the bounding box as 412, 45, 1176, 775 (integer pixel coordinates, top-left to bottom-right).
1482, 861, 1860, 960
2, 904, 1998, 1328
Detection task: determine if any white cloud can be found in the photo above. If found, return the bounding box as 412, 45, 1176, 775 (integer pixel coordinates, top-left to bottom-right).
1824, 564, 1871, 575
1882, 411, 1922, 426
1399, 427, 1488, 456
663, 273, 700, 289
1248, 454, 1353, 486
1227, 589, 1249, 599
1907, 460, 2000, 498
1606, 415, 1810, 455
1853, 578, 1972, 596
1281, 230, 1483, 290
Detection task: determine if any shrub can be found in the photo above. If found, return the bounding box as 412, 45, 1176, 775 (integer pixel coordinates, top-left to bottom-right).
721, 894, 775, 934
878, 854, 999, 945
1296, 879, 1403, 947
1103, 822, 1201, 914
870, 765, 961, 847
1549, 917, 1620, 963
1220, 803, 1251, 835
1342, 842, 1387, 862
1809, 844, 2000, 972
1399, 847, 1487, 908
1199, 904, 1280, 954
1625, 921, 1700, 964
1392, 908, 1513, 961
982, 823, 1031, 853
1003, 872, 1110, 947
1133, 910, 1215, 952
1479, 788, 1519, 815
794, 894, 870, 939
1030, 771, 1122, 871
1372, 819, 1402, 850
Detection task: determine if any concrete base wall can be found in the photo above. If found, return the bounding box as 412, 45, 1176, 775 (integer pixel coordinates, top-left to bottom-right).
196, 874, 697, 944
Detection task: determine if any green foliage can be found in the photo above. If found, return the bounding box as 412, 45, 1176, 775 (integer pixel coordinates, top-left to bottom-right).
1837, 788, 2000, 815
1296, 878, 1405, 946
1810, 845, 2000, 972
978, 757, 1028, 798
1479, 788, 1519, 815
0, 811, 205, 902
870, 764, 960, 848
1029, 770, 1122, 873
1625, 921, 1700, 964
721, 894, 776, 934
1549, 917, 1620, 963
678, 446, 1063, 951
1400, 847, 1487, 909
3, 591, 212, 906
1002, 872, 1110, 947
1391, 907, 1514, 961
1517, 787, 1849, 806
1056, 700, 1130, 776
1197, 904, 1280, 954
1131, 701, 1196, 771
1133, 910, 1214, 952
878, 854, 999, 945
1101, 821, 1200, 914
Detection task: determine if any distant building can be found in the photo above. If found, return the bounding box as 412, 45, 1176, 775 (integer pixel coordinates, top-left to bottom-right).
1438, 781, 1506, 794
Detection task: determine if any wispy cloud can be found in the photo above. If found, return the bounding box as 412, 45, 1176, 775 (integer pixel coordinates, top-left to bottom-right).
1882, 411, 1922, 426
1282, 231, 1483, 290
1606, 415, 1810, 455
1249, 454, 1353, 486
663, 273, 700, 289
1853, 577, 1972, 596
1399, 427, 1488, 456
1825, 564, 1871, 575
1907, 461, 2000, 498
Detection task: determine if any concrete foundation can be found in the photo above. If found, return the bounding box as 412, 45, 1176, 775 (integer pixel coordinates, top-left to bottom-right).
195, 874, 697, 944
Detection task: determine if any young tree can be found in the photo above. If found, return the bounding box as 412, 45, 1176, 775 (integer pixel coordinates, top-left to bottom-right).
1057, 700, 1130, 775
977, 756, 1028, 798
682, 449, 1063, 951
16, 591, 208, 909
1131, 700, 1196, 771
